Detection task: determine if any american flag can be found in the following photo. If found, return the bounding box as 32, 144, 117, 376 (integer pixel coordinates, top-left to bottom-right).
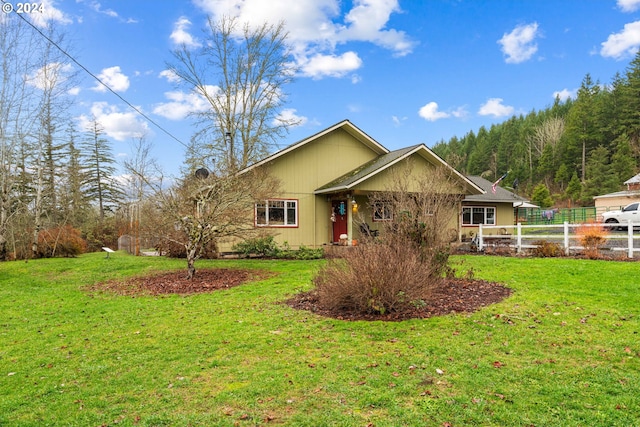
492, 172, 508, 194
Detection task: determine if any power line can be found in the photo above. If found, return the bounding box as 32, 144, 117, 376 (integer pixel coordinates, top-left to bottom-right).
2, 2, 189, 149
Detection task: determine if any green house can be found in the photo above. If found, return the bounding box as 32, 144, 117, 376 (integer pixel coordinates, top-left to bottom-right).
229, 120, 484, 251
461, 175, 528, 241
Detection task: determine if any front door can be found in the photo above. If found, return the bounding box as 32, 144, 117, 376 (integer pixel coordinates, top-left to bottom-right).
331, 200, 348, 243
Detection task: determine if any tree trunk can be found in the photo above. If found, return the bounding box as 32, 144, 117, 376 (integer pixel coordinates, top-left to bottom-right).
186, 256, 196, 280
186, 243, 198, 280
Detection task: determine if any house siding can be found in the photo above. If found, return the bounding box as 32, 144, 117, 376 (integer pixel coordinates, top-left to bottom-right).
460, 203, 515, 239
221, 128, 382, 250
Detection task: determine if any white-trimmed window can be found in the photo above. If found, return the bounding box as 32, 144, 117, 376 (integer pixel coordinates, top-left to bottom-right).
462, 206, 495, 225
256, 199, 298, 227
373, 201, 393, 222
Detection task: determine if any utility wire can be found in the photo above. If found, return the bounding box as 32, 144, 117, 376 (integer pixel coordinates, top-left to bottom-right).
2, 2, 189, 149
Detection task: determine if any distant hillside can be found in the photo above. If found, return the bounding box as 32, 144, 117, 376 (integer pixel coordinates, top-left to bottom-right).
432, 51, 640, 208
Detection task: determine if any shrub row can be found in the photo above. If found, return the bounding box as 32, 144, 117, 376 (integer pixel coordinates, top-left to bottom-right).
233, 236, 324, 260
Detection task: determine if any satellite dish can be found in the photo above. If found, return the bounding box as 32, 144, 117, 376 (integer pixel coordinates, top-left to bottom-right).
195, 168, 210, 179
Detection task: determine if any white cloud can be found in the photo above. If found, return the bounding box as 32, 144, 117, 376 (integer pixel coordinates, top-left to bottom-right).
25, 62, 73, 90
274, 108, 307, 127
391, 115, 407, 126
418, 102, 450, 122
451, 106, 469, 119
618, 0, 640, 12
192, 0, 415, 78
78, 102, 149, 141
153, 90, 212, 120
601, 21, 640, 59
553, 88, 575, 101
90, 1, 117, 18
299, 51, 362, 79
337, 0, 415, 57
159, 69, 182, 83
92, 66, 130, 93
29, 0, 73, 28
170, 16, 201, 48
478, 98, 514, 117
418, 102, 467, 122
498, 22, 540, 64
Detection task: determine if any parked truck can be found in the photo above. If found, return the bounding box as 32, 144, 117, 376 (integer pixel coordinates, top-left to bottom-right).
601, 202, 640, 229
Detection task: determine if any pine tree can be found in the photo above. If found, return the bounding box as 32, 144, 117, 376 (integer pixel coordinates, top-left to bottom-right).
611, 137, 636, 184
564, 74, 604, 182
565, 171, 582, 204
80, 118, 122, 221
618, 51, 640, 158
581, 145, 619, 202
531, 183, 553, 208
60, 125, 89, 226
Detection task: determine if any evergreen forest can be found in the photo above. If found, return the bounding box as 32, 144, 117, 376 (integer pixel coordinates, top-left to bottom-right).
431, 51, 640, 208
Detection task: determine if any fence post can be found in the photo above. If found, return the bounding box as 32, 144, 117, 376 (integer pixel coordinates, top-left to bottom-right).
628, 220, 634, 259
478, 224, 484, 251
516, 222, 522, 253
564, 222, 570, 256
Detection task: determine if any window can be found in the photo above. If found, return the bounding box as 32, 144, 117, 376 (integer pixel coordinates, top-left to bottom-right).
462, 206, 495, 225
256, 199, 297, 227
373, 201, 393, 221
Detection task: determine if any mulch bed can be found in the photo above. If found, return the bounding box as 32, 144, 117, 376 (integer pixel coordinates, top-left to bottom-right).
285, 278, 512, 321
87, 268, 272, 296
88, 268, 512, 321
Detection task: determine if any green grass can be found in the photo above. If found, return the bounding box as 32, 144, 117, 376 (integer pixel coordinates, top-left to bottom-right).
1, 252, 639, 426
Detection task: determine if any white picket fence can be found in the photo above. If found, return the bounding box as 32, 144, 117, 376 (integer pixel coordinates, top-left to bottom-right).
478, 221, 640, 258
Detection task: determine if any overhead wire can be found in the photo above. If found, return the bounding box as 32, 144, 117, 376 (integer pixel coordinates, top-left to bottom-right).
2, 1, 189, 149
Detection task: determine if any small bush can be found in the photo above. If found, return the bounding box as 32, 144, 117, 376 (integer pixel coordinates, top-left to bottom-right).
233, 236, 280, 257
233, 237, 324, 260
576, 221, 609, 259
314, 237, 439, 315
37, 225, 87, 258
530, 240, 563, 257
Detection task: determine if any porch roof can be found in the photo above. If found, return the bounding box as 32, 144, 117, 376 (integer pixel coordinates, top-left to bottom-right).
315, 145, 484, 195
314, 145, 418, 194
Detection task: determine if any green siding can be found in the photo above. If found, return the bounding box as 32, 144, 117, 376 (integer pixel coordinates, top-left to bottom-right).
257, 128, 380, 248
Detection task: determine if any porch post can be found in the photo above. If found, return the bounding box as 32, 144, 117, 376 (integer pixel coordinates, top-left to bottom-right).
347, 197, 353, 245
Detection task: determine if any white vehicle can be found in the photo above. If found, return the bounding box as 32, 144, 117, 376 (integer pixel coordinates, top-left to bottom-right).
602, 202, 640, 229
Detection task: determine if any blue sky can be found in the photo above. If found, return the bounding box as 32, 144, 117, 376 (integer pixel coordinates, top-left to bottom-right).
12, 0, 640, 175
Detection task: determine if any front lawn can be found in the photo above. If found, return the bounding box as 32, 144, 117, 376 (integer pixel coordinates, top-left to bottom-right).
1, 253, 639, 426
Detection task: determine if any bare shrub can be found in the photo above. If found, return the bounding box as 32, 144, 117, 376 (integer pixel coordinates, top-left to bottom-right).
530, 240, 563, 257
576, 221, 609, 259
314, 162, 465, 315
36, 225, 87, 258
314, 236, 439, 314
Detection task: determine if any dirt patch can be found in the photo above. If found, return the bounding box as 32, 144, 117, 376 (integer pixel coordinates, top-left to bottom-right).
285, 278, 512, 321
88, 268, 272, 296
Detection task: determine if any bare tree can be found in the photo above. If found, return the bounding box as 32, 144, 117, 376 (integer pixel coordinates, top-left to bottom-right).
0, 16, 39, 260
527, 116, 565, 179
29, 25, 77, 256
367, 162, 465, 263
129, 166, 278, 279
168, 16, 298, 173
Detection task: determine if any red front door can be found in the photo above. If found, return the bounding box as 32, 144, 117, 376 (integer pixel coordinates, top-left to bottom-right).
331, 200, 348, 243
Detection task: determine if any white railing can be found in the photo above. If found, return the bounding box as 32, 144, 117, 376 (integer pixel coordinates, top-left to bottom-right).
477, 221, 640, 258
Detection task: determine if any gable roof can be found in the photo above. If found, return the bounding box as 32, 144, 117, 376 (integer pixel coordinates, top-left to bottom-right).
463, 175, 526, 203
315, 144, 484, 195
239, 119, 389, 174
624, 173, 640, 185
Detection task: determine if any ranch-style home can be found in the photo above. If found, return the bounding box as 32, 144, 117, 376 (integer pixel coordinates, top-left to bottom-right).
229, 120, 519, 250
461, 175, 528, 241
